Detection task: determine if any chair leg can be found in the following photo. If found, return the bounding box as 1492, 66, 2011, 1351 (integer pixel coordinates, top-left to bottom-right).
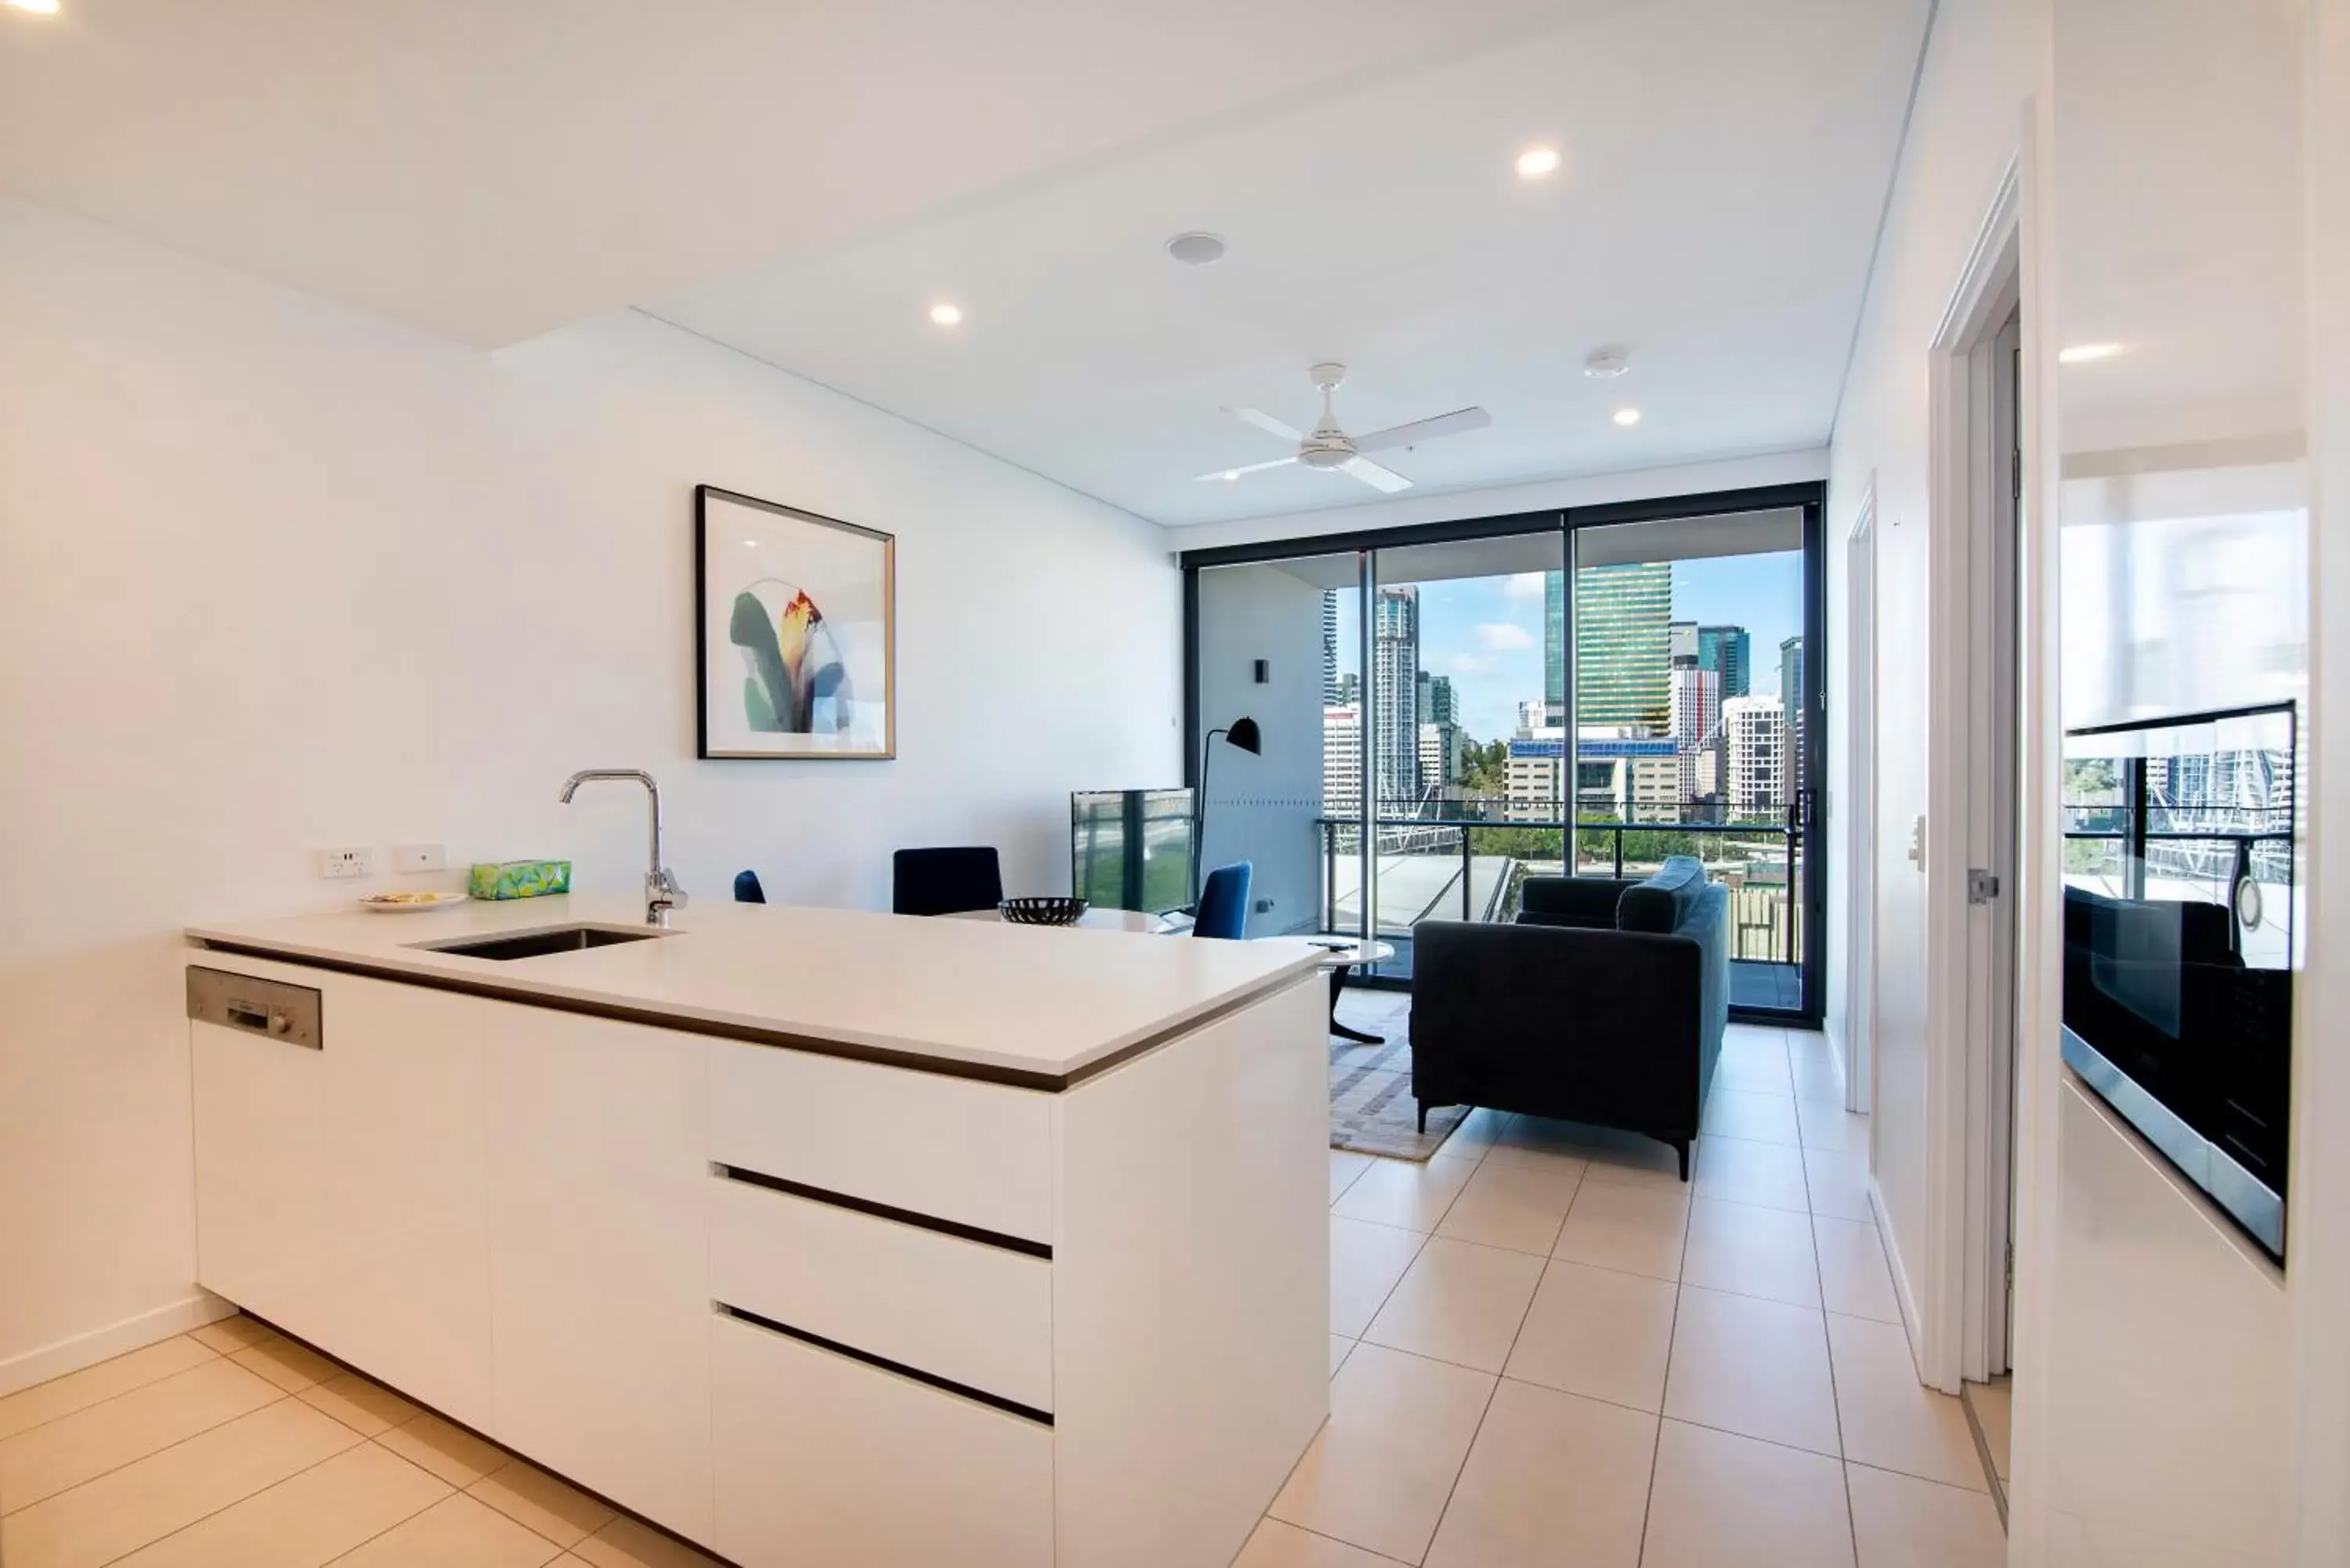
1673, 1140, 1690, 1182
1417, 1105, 1429, 1135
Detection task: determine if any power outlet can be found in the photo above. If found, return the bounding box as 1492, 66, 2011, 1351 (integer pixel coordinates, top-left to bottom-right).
316, 846, 373, 880
393, 842, 446, 873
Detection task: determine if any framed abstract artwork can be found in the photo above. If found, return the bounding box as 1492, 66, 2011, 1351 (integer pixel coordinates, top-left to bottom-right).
696, 485, 895, 760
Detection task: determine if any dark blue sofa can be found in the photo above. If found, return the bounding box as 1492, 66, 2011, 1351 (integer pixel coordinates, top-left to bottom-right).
1409, 855, 1730, 1180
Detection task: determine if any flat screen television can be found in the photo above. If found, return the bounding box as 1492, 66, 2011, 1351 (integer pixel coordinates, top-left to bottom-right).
2060, 702, 2296, 1259
1072, 789, 1194, 915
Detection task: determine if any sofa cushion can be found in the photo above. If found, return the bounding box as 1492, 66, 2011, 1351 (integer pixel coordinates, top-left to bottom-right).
1617, 855, 1708, 934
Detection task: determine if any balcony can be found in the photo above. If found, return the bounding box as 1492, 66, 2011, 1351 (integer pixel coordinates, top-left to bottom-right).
1311, 807, 1806, 1016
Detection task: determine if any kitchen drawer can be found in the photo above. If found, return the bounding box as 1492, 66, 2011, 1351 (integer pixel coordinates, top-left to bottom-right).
710, 1311, 1054, 1568
707, 1040, 1053, 1245
710, 1174, 1052, 1414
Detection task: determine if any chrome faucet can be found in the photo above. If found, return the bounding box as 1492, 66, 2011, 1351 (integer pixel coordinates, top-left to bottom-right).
559, 769, 686, 926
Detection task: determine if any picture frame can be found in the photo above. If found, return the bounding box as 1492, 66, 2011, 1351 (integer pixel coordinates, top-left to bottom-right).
695, 484, 896, 760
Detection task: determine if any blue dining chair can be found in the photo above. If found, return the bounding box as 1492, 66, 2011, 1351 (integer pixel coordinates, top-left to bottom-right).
733, 869, 767, 904
1193, 862, 1253, 940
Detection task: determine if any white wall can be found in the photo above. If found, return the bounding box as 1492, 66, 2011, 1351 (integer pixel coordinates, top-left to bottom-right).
1823, 0, 2037, 1341
1167, 450, 1829, 554
0, 198, 1180, 1389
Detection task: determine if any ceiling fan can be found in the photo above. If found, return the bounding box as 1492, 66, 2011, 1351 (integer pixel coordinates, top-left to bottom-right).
1193, 363, 1491, 494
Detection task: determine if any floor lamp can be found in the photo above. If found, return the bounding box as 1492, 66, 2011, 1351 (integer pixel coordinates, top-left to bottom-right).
1191, 716, 1261, 909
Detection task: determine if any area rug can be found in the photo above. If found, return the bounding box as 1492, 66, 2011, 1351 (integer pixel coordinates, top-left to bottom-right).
1328, 989, 1470, 1160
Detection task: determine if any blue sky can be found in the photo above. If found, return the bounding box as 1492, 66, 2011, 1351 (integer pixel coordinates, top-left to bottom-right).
1369, 552, 1805, 745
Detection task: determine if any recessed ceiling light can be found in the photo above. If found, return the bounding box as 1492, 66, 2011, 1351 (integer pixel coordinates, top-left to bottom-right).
4, 0, 61, 14
1612, 407, 1642, 427
2059, 341, 2124, 363
928, 302, 964, 327
1584, 348, 1630, 378
1166, 232, 1227, 266
1516, 146, 1562, 179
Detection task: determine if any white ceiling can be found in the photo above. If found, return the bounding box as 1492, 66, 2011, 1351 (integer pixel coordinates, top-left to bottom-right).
655, 0, 1930, 526
0, 0, 1928, 527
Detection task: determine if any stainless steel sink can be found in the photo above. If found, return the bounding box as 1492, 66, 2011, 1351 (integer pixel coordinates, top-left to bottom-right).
416, 925, 671, 962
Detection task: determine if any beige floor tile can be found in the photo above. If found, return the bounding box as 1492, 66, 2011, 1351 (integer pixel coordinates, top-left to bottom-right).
0, 1357, 284, 1512
1967, 1377, 2012, 1480
1826, 1314, 1985, 1491
1268, 1342, 1496, 1564
1435, 1156, 1583, 1256
468, 1460, 614, 1548
0, 1398, 361, 1568
1642, 1418, 1856, 1568
1484, 1115, 1598, 1163
1330, 1335, 1357, 1378
298, 1375, 423, 1439
1712, 1036, 1792, 1098
1797, 1097, 1871, 1154
1846, 1461, 2005, 1566
569, 1514, 728, 1568
1791, 1042, 1845, 1104
328, 1491, 564, 1568
1332, 1149, 1376, 1205
1723, 1023, 1788, 1052
110, 1439, 450, 1567
1701, 1086, 1802, 1147
1430, 1107, 1510, 1162
1551, 1181, 1690, 1281
1661, 1286, 1840, 1457
1502, 1260, 1677, 1414
186, 1317, 277, 1356
1804, 1145, 1874, 1221
1232, 1517, 1412, 1566
229, 1337, 342, 1395
1362, 1237, 1545, 1374
0, 1338, 220, 1443
1332, 1154, 1480, 1233
1423, 1378, 1654, 1568
1682, 1198, 1822, 1309
1693, 1136, 1811, 1213
1567, 1129, 1684, 1189
1330, 1216, 1428, 1340
1814, 1218, 1903, 1324
374, 1413, 512, 1490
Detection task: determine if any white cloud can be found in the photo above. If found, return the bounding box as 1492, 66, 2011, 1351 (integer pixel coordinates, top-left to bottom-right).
1502, 573, 1549, 602
1447, 652, 1499, 675
1475, 622, 1536, 652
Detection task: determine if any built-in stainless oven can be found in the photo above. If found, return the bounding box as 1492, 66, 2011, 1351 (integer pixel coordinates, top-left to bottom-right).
2059, 703, 2296, 1259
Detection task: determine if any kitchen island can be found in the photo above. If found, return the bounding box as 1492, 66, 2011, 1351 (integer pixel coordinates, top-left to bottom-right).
184, 895, 1329, 1568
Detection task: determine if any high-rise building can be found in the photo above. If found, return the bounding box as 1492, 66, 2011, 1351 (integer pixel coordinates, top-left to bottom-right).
1333, 670, 1361, 706
1372, 586, 1420, 808
1697, 625, 1751, 699
1574, 562, 1672, 729
1723, 695, 1785, 815
1321, 589, 1343, 705
1779, 634, 1806, 800
1419, 721, 1464, 793
1543, 572, 1566, 709
1322, 705, 1361, 815
1669, 659, 1722, 807
1669, 620, 1698, 663
1419, 673, 1457, 727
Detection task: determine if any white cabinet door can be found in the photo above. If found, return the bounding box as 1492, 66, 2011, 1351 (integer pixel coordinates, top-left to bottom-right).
485, 1005, 712, 1545
190, 1016, 327, 1339
314, 974, 495, 1429
711, 1313, 1054, 1568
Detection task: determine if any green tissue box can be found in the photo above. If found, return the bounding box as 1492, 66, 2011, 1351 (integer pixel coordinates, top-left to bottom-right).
467, 860, 572, 901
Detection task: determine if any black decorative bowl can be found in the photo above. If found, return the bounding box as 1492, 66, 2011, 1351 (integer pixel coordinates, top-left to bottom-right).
1000, 897, 1088, 927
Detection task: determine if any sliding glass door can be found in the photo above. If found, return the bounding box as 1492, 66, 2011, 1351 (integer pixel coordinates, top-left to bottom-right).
1183, 484, 1824, 1021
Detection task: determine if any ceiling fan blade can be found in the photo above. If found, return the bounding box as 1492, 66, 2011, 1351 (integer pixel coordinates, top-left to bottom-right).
1350, 406, 1491, 455
1191, 457, 1299, 482
1339, 457, 1414, 494
1228, 406, 1307, 444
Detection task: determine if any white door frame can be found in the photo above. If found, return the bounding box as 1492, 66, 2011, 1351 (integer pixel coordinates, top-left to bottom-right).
1843, 486, 1879, 1117
1918, 159, 2023, 1396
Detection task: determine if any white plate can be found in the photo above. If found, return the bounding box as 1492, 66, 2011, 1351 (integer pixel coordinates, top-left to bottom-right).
359, 892, 469, 913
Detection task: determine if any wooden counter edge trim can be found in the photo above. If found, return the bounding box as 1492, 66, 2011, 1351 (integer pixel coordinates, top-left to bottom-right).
186, 937, 1319, 1093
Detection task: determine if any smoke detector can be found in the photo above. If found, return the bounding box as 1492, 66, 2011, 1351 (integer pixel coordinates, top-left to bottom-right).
1166, 232, 1227, 266
1583, 348, 1631, 378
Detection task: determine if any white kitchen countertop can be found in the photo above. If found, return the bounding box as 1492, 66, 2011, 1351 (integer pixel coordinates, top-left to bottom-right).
186, 894, 1322, 1085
